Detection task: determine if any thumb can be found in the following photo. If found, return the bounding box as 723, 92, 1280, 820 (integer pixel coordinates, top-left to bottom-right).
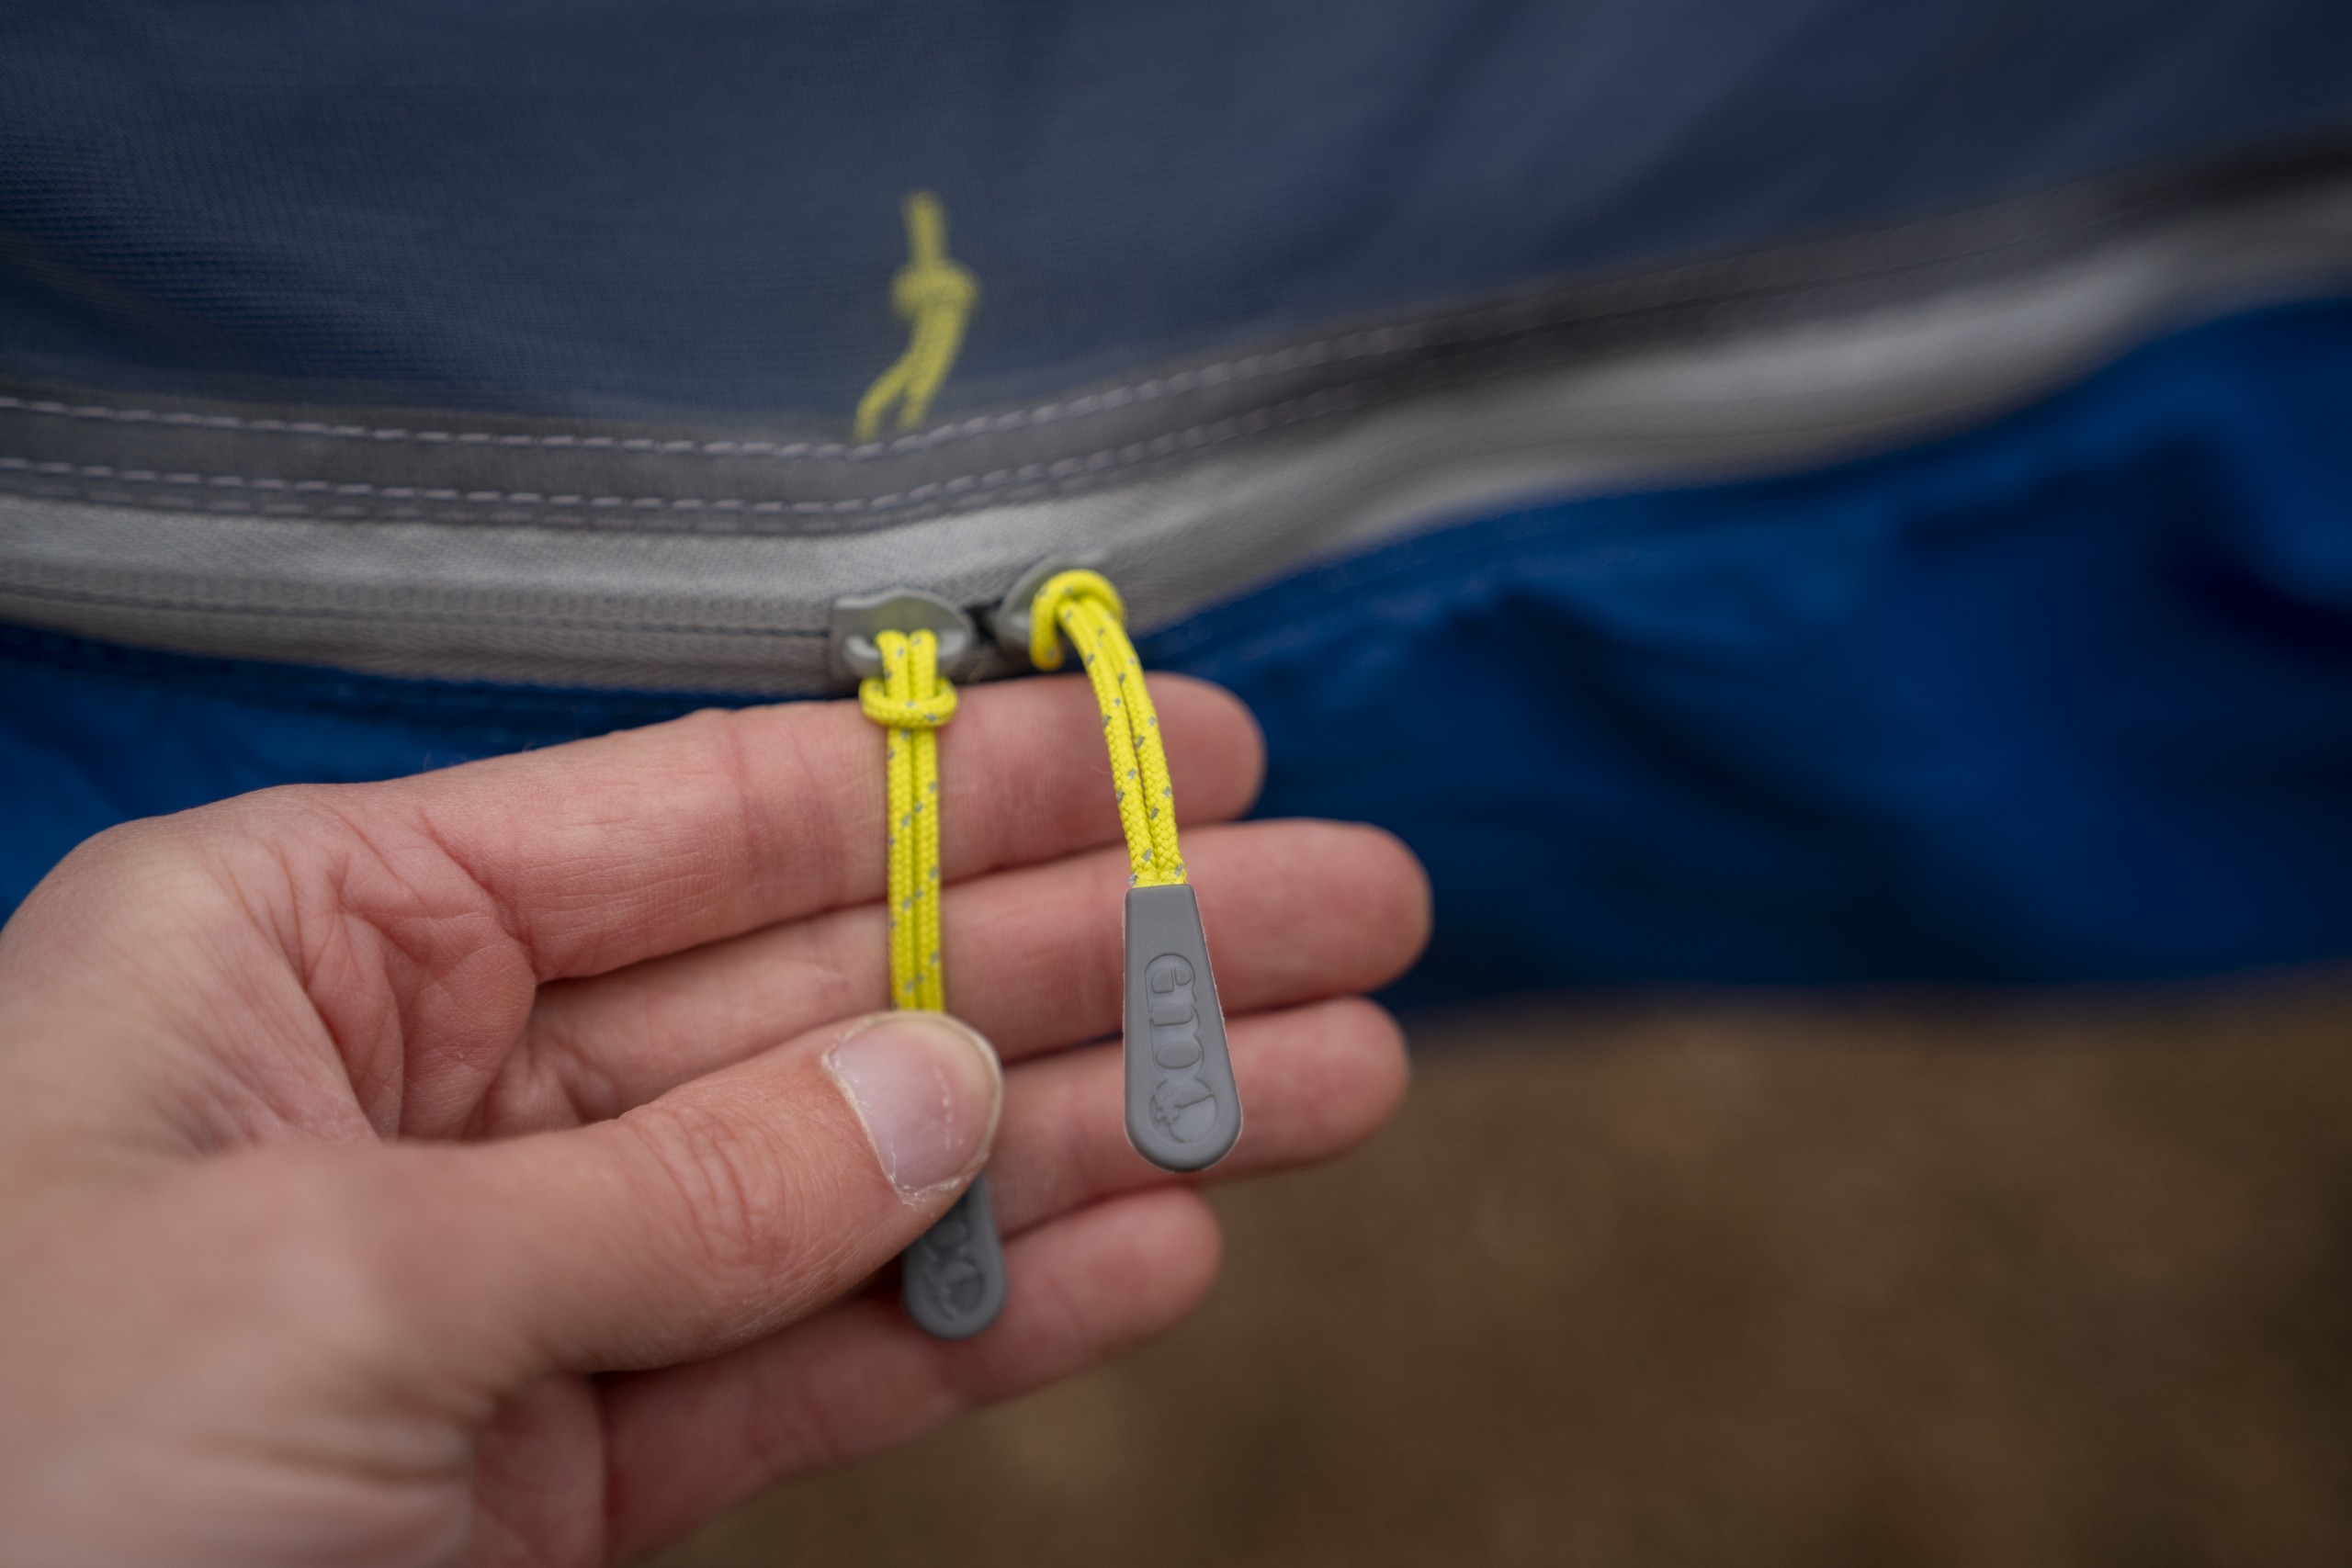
367, 1011, 1001, 1381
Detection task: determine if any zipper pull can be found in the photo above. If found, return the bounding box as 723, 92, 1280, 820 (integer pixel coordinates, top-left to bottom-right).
998, 562, 1244, 1172
835, 590, 1008, 1338
1123, 881, 1239, 1170
899, 1172, 1007, 1340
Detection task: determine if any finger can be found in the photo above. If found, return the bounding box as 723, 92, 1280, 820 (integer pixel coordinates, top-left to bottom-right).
986, 997, 1408, 1238
600, 1187, 1222, 1560
340, 1010, 1004, 1383
182, 673, 1262, 983
504, 820, 1429, 1125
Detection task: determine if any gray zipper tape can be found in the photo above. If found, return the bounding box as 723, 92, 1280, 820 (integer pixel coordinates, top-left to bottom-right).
7, 150, 2352, 693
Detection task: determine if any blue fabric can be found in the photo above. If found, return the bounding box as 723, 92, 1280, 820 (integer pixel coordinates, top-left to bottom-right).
1155, 299, 2352, 997
6, 300, 2352, 999
5, 1, 2350, 418
0, 636, 712, 900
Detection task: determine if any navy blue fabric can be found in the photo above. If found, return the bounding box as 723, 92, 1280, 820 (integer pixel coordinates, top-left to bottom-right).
6, 2, 2351, 418
1158, 299, 2352, 997
6, 300, 2352, 998
0, 632, 719, 905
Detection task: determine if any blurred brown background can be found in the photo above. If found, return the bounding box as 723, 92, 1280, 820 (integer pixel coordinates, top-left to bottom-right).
652, 972, 2352, 1567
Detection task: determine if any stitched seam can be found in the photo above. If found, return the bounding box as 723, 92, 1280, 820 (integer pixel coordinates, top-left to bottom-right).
0, 168, 2254, 462
0, 300, 2106, 535
0, 368, 1422, 518
0, 239, 2075, 457
0, 579, 831, 638
2, 218, 2324, 538
0, 239, 2121, 525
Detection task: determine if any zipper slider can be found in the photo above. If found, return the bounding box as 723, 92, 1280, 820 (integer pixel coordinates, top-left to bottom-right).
1000, 560, 1244, 1171
987, 556, 1086, 665
831, 587, 974, 686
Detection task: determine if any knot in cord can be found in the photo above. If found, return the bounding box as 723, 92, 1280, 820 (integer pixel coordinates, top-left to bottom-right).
857, 684, 957, 728
854, 192, 978, 441
858, 679, 957, 732
858, 626, 956, 728
892, 258, 977, 319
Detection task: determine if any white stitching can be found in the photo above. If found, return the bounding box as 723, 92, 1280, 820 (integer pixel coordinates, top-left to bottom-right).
0, 576, 830, 637
0, 188, 2232, 534
0, 203, 2200, 529
0, 377, 1384, 522
0, 176, 2163, 463
0, 323, 1429, 460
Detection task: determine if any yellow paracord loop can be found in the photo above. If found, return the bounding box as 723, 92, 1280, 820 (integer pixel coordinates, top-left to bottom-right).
854, 192, 978, 441
858, 628, 955, 1010
1029, 570, 1187, 888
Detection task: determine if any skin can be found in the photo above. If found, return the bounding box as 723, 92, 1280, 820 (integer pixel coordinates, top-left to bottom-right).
0, 673, 1428, 1567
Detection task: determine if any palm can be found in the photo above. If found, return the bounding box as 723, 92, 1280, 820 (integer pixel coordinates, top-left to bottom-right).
0, 674, 1423, 1566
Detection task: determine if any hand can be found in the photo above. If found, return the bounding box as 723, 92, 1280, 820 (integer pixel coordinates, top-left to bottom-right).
0, 675, 1426, 1566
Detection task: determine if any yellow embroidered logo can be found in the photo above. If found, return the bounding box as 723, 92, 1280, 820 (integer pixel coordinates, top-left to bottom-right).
854, 192, 978, 441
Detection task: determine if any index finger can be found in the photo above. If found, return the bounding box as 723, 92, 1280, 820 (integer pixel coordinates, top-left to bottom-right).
198, 672, 1264, 981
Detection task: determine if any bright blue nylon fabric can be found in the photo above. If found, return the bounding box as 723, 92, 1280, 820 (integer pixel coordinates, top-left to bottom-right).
6, 300, 2351, 999
1157, 301, 2352, 996
5, 1, 2350, 417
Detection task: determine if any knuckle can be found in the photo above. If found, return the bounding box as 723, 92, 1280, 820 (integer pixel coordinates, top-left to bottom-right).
28, 817, 212, 916
622, 1096, 793, 1284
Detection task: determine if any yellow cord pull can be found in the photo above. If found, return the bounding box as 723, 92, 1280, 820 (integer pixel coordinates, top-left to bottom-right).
1023, 567, 1240, 1171
1028, 569, 1187, 887
857, 626, 1006, 1338
854, 192, 978, 441
857, 628, 956, 1010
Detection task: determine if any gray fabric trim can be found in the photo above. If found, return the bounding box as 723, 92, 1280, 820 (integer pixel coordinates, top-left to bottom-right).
5, 141, 2351, 533
5, 152, 2352, 693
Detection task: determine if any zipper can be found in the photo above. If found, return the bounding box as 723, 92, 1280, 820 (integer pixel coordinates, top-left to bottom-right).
1000, 565, 1241, 1173
833, 564, 1243, 1339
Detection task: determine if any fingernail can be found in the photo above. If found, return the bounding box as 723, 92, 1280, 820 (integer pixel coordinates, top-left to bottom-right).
824, 1013, 1001, 1197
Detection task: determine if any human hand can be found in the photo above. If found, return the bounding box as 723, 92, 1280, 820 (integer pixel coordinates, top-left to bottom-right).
0, 675, 1425, 1566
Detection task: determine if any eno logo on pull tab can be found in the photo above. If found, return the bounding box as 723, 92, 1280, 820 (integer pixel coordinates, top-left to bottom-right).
1123, 884, 1241, 1172
900, 1176, 1006, 1341
1145, 953, 1220, 1145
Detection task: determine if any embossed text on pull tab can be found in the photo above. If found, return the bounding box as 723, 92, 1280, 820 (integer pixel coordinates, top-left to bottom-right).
1123, 884, 1242, 1171
900, 1174, 1006, 1340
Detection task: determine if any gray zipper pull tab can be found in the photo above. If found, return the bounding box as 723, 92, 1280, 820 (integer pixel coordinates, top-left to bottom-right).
899, 1172, 1007, 1339
1124, 884, 1242, 1171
